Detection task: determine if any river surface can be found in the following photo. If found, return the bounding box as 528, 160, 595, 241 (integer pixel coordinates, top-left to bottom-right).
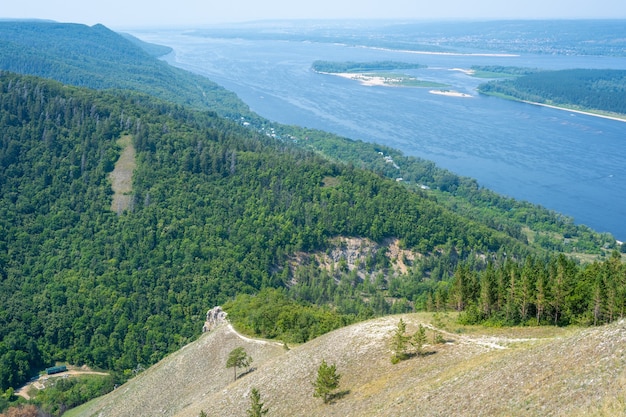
132, 27, 626, 240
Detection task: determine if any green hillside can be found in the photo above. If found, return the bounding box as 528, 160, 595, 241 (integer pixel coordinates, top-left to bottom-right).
0, 21, 615, 255
0, 21, 625, 415
0, 72, 526, 394
0, 21, 254, 119
2, 71, 625, 415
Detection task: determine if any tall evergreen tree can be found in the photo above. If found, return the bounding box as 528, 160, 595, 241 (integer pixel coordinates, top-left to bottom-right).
313, 359, 341, 404
535, 269, 547, 325
479, 262, 496, 318
390, 318, 410, 363
411, 324, 428, 356
246, 387, 269, 417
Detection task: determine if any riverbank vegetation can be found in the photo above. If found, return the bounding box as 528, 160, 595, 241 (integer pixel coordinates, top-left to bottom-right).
469, 65, 542, 78
478, 68, 626, 116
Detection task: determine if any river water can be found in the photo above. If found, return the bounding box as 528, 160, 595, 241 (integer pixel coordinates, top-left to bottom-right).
132, 27, 626, 240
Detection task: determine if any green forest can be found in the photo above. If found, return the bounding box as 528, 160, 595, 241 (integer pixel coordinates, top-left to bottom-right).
0, 21, 625, 415
478, 68, 626, 116
0, 71, 523, 394
0, 21, 255, 121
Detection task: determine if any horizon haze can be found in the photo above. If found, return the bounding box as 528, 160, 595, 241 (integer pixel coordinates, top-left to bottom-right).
2, 0, 626, 28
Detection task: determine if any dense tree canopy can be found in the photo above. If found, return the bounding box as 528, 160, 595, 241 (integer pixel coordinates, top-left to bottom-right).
479, 69, 626, 115
0, 21, 255, 120
0, 72, 530, 392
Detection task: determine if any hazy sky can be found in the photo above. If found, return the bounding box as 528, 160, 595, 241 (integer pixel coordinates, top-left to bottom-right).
3, 0, 626, 28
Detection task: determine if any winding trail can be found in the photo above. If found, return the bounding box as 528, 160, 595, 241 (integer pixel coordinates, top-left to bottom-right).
225, 323, 284, 347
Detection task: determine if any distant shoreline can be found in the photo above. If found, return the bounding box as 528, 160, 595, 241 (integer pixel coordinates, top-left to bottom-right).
364, 46, 519, 58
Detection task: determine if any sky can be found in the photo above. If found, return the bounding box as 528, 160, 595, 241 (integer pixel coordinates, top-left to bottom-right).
2, 0, 626, 29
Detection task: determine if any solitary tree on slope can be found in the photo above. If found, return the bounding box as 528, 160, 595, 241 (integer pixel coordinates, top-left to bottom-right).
226, 347, 253, 382
246, 387, 269, 416
313, 359, 341, 404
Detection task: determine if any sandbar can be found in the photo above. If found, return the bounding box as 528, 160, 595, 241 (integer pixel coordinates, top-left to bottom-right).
450, 68, 476, 75
429, 89, 472, 98
319, 72, 401, 87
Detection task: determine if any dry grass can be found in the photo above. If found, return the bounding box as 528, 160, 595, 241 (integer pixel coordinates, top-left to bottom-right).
68, 314, 626, 417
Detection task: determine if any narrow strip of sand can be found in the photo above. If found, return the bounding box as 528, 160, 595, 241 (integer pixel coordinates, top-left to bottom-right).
522, 100, 626, 123
429, 90, 472, 98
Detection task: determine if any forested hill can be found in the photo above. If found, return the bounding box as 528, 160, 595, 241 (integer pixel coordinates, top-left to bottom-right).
0, 72, 527, 393
0, 21, 253, 119
0, 21, 615, 255
1, 22, 625, 414
479, 69, 626, 116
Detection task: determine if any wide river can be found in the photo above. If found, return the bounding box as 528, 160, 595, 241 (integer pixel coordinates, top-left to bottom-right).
133, 28, 626, 240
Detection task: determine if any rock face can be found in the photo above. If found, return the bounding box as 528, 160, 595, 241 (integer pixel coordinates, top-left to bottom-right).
203, 306, 227, 333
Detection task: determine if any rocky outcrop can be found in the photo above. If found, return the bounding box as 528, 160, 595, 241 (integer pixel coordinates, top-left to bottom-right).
202, 306, 227, 332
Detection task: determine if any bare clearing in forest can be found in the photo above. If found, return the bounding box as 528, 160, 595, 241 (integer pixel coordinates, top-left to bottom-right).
109, 135, 136, 214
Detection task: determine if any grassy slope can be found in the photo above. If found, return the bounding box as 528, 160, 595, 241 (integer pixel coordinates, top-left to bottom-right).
69, 314, 626, 417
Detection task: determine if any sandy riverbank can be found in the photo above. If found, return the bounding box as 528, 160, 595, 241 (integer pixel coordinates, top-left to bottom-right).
522, 100, 626, 123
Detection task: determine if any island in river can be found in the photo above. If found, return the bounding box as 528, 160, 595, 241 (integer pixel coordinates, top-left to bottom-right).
313, 60, 448, 88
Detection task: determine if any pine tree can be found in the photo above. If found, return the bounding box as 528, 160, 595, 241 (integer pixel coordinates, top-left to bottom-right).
479, 263, 496, 318
226, 347, 253, 382
451, 264, 470, 311
247, 387, 269, 417
535, 271, 547, 325
412, 324, 427, 356
313, 359, 341, 404
390, 318, 410, 363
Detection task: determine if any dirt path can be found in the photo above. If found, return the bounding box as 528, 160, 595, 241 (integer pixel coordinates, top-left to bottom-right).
226, 323, 284, 347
